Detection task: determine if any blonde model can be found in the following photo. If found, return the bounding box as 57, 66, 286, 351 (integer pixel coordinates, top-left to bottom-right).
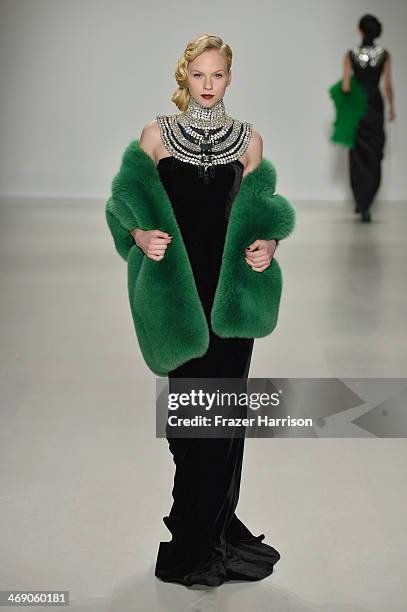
106, 33, 296, 587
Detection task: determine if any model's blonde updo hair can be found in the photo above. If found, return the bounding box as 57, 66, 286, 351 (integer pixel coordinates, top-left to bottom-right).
171, 34, 233, 112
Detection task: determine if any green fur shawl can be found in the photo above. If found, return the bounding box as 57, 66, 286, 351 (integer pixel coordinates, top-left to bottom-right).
328, 75, 368, 147
105, 139, 296, 376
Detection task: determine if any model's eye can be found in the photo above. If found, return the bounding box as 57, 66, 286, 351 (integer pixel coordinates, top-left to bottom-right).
193, 74, 202, 78
215, 74, 223, 77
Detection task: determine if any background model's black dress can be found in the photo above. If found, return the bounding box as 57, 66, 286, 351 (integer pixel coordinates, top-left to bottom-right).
349, 46, 388, 213
154, 156, 280, 587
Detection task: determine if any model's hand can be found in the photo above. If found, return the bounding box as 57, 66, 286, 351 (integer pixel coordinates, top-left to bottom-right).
131, 229, 172, 261
245, 239, 277, 272
388, 108, 396, 121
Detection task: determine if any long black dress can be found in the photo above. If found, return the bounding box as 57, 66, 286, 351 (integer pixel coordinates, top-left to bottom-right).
154, 156, 281, 587
348, 44, 388, 214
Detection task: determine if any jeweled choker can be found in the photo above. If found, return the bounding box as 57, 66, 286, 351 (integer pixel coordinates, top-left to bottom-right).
156, 97, 252, 182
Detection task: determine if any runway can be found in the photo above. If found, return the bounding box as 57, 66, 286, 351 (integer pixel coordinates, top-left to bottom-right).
0, 196, 406, 611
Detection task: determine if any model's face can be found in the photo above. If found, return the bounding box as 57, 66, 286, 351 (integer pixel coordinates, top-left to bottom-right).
186, 49, 231, 107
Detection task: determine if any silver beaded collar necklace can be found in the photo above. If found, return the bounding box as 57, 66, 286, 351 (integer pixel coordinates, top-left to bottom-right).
350, 44, 386, 68
156, 97, 252, 182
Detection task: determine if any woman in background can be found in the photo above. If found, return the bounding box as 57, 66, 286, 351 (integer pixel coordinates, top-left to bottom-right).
342, 14, 395, 222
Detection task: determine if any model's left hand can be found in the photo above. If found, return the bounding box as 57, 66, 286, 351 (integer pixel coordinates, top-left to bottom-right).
245, 239, 277, 272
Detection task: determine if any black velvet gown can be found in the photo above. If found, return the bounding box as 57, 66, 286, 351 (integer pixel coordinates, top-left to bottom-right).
154, 156, 281, 587
349, 46, 388, 214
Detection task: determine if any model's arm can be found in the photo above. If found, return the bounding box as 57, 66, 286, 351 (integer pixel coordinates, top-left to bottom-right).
245, 129, 279, 252
342, 51, 351, 93
126, 122, 173, 259
129, 122, 160, 243
383, 51, 396, 121
244, 129, 280, 272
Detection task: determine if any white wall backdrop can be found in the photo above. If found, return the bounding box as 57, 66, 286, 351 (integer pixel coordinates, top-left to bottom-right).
0, 0, 406, 200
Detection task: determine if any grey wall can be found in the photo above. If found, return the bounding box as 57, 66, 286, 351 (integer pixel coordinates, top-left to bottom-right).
0, 0, 406, 200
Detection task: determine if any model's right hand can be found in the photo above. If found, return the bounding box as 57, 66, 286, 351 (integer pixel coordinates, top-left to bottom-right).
131, 229, 172, 261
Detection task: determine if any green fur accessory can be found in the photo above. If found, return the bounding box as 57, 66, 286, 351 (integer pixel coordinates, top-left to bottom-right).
328, 75, 368, 147
105, 140, 296, 376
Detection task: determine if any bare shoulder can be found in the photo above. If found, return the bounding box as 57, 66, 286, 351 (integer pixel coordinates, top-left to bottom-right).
139, 120, 161, 163
242, 127, 263, 176
248, 128, 263, 156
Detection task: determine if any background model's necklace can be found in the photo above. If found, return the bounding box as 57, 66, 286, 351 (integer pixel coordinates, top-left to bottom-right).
156, 98, 252, 183
350, 44, 386, 68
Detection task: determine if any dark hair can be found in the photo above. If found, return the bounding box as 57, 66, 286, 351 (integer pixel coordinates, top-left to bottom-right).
359, 14, 382, 44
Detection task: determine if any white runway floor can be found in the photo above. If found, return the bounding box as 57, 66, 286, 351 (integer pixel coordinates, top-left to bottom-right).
1, 197, 406, 611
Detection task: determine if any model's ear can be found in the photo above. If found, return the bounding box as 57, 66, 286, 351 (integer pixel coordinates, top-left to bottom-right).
227, 69, 232, 87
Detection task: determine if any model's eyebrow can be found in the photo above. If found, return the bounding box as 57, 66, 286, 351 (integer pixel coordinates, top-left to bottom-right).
191, 69, 225, 73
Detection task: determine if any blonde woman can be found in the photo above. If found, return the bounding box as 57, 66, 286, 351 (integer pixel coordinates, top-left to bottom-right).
106, 34, 296, 587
